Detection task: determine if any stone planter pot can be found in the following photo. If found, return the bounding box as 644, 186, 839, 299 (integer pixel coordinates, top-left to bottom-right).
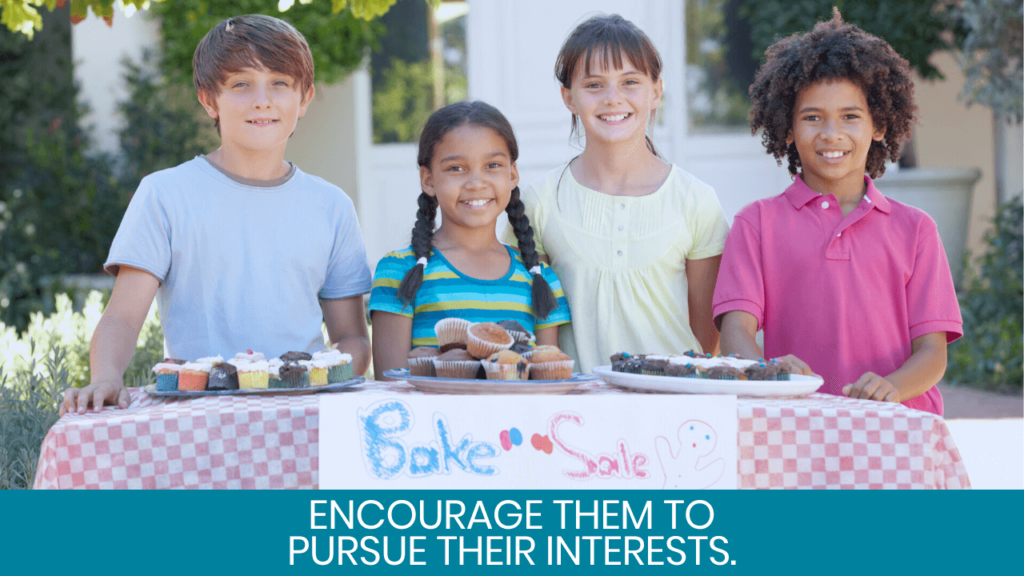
874, 167, 982, 290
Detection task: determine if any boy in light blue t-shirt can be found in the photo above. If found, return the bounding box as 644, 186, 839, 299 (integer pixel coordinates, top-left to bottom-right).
62, 15, 372, 414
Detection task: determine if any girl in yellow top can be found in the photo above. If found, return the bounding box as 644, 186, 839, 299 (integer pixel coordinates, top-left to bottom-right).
503, 14, 730, 372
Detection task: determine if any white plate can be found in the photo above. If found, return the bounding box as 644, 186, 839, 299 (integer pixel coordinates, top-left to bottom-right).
591, 366, 823, 397
383, 369, 597, 395
143, 377, 365, 398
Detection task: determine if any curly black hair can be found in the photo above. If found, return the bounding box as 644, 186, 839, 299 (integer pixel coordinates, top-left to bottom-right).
749, 8, 917, 179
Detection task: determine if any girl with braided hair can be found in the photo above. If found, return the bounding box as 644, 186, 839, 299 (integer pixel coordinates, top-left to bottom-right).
369, 101, 571, 377
502, 15, 730, 372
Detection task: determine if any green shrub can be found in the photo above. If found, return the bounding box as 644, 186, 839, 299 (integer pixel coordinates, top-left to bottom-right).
946, 197, 1023, 388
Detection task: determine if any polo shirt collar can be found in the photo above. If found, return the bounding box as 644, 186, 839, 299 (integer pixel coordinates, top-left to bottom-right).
784, 174, 892, 214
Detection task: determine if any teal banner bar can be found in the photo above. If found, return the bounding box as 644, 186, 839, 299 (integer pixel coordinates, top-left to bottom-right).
4, 491, 1019, 574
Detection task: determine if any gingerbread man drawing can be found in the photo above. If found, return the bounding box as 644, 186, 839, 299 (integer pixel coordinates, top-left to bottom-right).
655, 420, 726, 489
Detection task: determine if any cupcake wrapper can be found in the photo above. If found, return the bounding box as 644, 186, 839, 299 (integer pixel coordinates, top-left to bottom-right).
530, 360, 574, 381
507, 330, 531, 346
309, 367, 329, 386
281, 371, 310, 389
328, 363, 353, 383
776, 373, 791, 381
178, 371, 209, 391
642, 369, 665, 376
238, 371, 269, 390
269, 377, 289, 389
433, 359, 481, 379
481, 360, 531, 381
408, 357, 437, 377
466, 329, 513, 359
155, 373, 179, 391
435, 318, 471, 349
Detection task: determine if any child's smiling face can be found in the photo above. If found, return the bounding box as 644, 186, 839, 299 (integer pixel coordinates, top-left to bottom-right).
787, 79, 886, 192
199, 66, 314, 154
561, 50, 663, 147
420, 124, 519, 231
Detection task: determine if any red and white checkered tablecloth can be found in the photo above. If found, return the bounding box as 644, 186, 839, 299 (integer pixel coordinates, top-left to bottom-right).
33, 381, 970, 489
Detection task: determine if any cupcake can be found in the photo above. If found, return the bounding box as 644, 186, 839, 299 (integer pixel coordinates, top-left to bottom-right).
705, 365, 745, 380
234, 350, 265, 363
313, 349, 354, 382
433, 349, 481, 379
528, 348, 574, 380
620, 357, 644, 374
522, 345, 561, 361
743, 361, 779, 382
279, 362, 310, 388
771, 358, 792, 381
237, 360, 270, 389
665, 358, 704, 378
510, 342, 532, 355
497, 320, 532, 345
434, 318, 471, 352
179, 361, 213, 391
466, 322, 514, 359
152, 362, 182, 391
280, 351, 312, 362
268, 359, 287, 389
641, 355, 671, 376
304, 359, 330, 386
408, 347, 440, 377
481, 350, 531, 380
207, 363, 239, 391
195, 355, 225, 365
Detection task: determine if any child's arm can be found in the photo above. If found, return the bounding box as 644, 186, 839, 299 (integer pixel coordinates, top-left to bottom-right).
61, 266, 159, 415
370, 311, 413, 381
321, 295, 372, 377
687, 255, 722, 355
843, 332, 947, 402
719, 310, 814, 375
535, 326, 559, 347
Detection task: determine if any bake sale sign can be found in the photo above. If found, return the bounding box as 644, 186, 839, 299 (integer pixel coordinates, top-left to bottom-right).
320, 395, 737, 489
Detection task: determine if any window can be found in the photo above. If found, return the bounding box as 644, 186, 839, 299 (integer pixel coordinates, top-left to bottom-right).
371, 0, 469, 144
685, 0, 757, 133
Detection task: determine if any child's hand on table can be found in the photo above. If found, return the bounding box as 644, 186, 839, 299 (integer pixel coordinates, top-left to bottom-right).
61, 380, 130, 416
842, 372, 900, 403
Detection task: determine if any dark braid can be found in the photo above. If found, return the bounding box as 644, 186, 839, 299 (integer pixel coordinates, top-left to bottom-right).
396, 192, 438, 311
505, 186, 557, 320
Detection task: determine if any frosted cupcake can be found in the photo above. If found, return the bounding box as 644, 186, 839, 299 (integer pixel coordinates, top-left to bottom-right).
237, 360, 270, 389
195, 355, 225, 366
152, 362, 182, 391
481, 350, 531, 380
312, 349, 354, 382
179, 361, 214, 391
267, 358, 287, 389
304, 359, 330, 386
466, 322, 514, 359
665, 358, 705, 378
234, 350, 265, 363
435, 318, 472, 352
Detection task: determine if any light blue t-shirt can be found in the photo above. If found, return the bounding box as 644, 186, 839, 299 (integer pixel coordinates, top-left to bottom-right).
105, 157, 372, 360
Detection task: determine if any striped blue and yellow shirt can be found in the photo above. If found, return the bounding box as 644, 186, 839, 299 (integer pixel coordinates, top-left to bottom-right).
369, 244, 572, 348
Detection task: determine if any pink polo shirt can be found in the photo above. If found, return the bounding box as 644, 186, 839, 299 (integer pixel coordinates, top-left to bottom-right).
713, 175, 962, 415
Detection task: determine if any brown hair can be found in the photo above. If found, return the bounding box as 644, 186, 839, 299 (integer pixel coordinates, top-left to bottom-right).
193, 14, 315, 133
748, 8, 917, 179
554, 14, 663, 156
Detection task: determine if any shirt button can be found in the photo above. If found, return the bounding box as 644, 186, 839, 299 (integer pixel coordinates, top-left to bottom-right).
618, 225, 624, 231
821, 201, 830, 209
617, 250, 623, 256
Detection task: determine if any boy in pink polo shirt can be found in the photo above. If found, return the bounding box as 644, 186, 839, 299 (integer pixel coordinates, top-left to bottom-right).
712, 10, 962, 415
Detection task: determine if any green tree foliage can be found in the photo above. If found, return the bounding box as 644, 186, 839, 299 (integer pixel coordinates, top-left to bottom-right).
948, 0, 1023, 123
946, 198, 1024, 389
740, 0, 952, 80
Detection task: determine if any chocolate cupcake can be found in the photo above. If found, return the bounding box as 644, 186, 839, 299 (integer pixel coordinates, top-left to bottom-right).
610, 352, 630, 364
706, 365, 744, 380
772, 359, 792, 381
497, 320, 532, 345
743, 361, 778, 381
280, 351, 312, 362
641, 355, 671, 376
620, 358, 644, 374
279, 362, 310, 388
510, 342, 532, 355
207, 363, 239, 390
408, 347, 440, 377
665, 361, 702, 378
